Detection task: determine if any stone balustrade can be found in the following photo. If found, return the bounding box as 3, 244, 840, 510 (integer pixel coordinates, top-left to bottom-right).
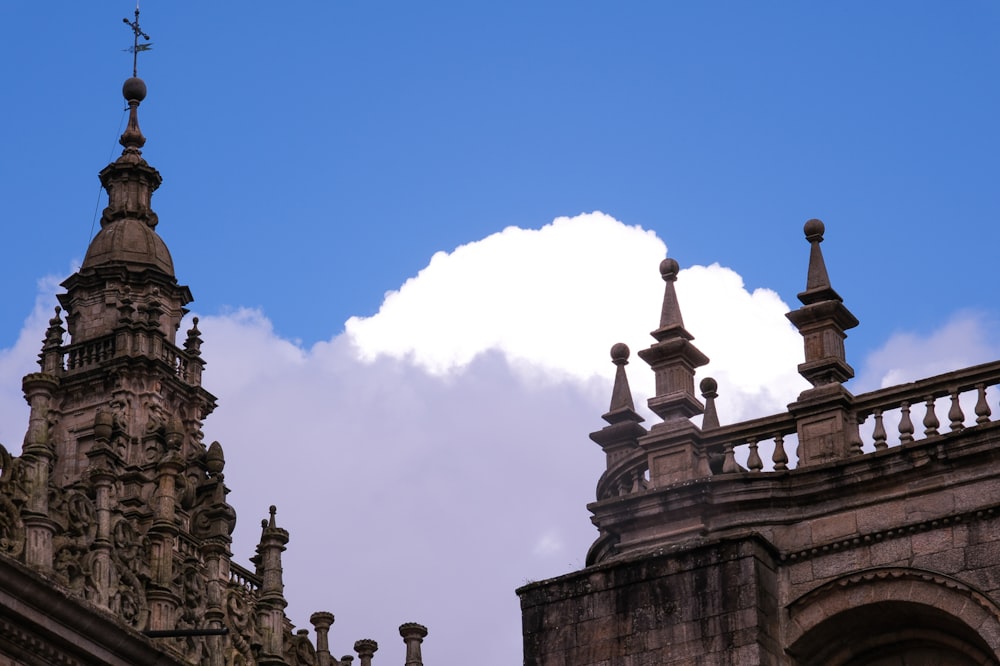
65, 336, 116, 370
594, 358, 1000, 493
58, 333, 201, 386
851, 359, 1000, 452
596, 454, 650, 500
228, 562, 261, 593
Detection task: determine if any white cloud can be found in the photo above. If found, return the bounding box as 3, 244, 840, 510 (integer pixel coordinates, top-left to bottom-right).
344, 211, 667, 385
0, 275, 62, 454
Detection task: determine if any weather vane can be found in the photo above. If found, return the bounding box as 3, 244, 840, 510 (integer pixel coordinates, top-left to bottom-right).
123, 3, 152, 77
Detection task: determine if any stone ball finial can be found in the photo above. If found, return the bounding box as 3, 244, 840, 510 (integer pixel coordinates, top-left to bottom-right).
699, 377, 718, 395
610, 342, 630, 365
659, 257, 680, 281
803, 218, 825, 241
122, 76, 147, 102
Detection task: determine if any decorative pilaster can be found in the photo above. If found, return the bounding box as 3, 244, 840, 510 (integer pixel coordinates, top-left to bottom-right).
146, 420, 184, 630
85, 414, 117, 609
256, 506, 290, 666
637, 259, 711, 485
201, 443, 235, 666
399, 623, 428, 666
20, 372, 59, 570
785, 219, 860, 465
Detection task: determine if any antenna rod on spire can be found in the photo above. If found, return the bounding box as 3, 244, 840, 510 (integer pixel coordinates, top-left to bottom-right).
123, 3, 152, 77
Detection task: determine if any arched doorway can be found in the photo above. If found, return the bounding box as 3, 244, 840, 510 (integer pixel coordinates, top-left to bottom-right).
786, 568, 1000, 665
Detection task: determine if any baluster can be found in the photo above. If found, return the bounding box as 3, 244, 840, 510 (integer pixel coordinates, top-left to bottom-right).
848, 414, 863, 455
722, 442, 738, 474
746, 438, 763, 472
772, 433, 788, 471
631, 469, 641, 494
872, 409, 888, 450
923, 396, 939, 437
899, 402, 914, 444
975, 384, 992, 425
948, 389, 965, 432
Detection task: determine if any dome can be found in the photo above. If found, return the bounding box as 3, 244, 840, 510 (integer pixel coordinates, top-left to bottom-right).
81, 218, 175, 275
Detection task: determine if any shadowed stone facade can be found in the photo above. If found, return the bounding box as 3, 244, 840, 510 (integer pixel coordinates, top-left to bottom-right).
0, 77, 428, 666
519, 221, 1000, 664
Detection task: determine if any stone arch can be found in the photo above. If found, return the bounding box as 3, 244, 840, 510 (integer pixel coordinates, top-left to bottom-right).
786, 567, 1000, 665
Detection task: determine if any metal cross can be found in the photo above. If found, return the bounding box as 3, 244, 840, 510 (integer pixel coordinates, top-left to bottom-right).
123, 3, 152, 77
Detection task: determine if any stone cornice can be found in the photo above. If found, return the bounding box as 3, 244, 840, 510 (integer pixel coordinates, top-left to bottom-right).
0, 554, 186, 666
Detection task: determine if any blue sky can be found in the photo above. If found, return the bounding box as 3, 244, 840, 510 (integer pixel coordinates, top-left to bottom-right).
4, 3, 999, 354
2, 3, 1000, 665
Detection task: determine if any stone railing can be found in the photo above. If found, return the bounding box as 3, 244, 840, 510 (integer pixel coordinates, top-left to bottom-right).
60, 333, 198, 385
703, 412, 799, 473
851, 359, 1000, 453
597, 360, 1000, 496
706, 359, 1000, 474
596, 454, 650, 500
64, 336, 116, 371
229, 562, 261, 593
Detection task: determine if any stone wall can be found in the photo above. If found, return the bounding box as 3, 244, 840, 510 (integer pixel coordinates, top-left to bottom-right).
519, 537, 782, 665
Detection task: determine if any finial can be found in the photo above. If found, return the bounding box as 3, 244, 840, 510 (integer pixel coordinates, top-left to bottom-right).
268, 504, 277, 528
700, 377, 720, 430
119, 5, 151, 152
606, 343, 637, 418
184, 317, 203, 355
798, 218, 839, 304
44, 306, 65, 345
123, 4, 152, 78
119, 78, 147, 152
205, 440, 225, 475
656, 258, 686, 333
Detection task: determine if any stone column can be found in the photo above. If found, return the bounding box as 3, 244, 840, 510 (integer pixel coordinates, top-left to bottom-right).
354, 639, 378, 666
310, 612, 335, 666
21, 372, 59, 570
146, 434, 183, 630
399, 623, 428, 666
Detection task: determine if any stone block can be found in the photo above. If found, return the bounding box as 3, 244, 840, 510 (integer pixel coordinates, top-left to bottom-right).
868, 536, 912, 566
911, 527, 953, 555
913, 547, 965, 574
905, 492, 954, 521
811, 548, 863, 582
966, 542, 1000, 570
856, 499, 905, 534
810, 513, 859, 544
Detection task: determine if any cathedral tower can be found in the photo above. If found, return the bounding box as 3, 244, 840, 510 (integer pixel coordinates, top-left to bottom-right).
0, 29, 426, 664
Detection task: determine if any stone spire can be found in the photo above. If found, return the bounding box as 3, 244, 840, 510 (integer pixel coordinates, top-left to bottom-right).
638, 259, 710, 424
631, 258, 713, 485
786, 218, 859, 388
786, 219, 861, 465
590, 343, 647, 472
82, 77, 172, 274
